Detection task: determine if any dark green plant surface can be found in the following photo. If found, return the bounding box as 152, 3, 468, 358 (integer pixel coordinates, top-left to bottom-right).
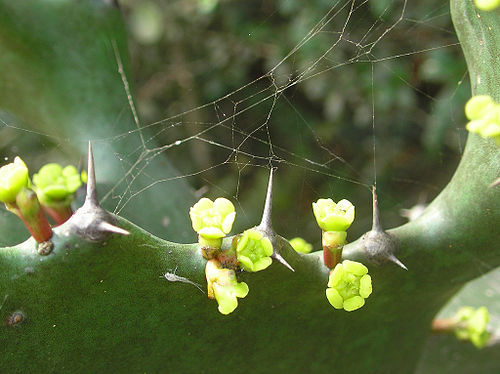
1, 0, 500, 373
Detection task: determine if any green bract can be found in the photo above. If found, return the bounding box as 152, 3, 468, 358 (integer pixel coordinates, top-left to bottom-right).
454, 306, 491, 349
465, 95, 500, 145
474, 0, 500, 11
205, 260, 249, 315
189, 197, 236, 239
289, 237, 313, 254
326, 260, 372, 312
0, 157, 30, 204
236, 229, 273, 272
312, 198, 355, 232
32, 163, 83, 206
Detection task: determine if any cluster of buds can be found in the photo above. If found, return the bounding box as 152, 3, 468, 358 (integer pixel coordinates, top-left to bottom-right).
189, 196, 278, 314
465, 95, 500, 145
33, 163, 86, 225
312, 198, 355, 269
0, 157, 85, 245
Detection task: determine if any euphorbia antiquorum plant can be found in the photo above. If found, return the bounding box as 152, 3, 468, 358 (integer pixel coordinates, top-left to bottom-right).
0, 0, 499, 373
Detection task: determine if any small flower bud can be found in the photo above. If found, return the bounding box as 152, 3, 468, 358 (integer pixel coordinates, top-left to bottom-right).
465, 95, 495, 120
0, 157, 29, 204
236, 229, 273, 272
289, 237, 313, 254
464, 95, 500, 145
312, 198, 355, 232
453, 306, 491, 348
474, 0, 500, 11
189, 197, 236, 258
32, 163, 83, 206
32, 163, 84, 224
326, 260, 372, 312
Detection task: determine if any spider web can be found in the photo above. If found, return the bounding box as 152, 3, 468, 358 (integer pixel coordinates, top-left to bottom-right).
97, 0, 467, 236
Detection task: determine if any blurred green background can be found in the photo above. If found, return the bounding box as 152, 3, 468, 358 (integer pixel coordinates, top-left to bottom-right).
120, 0, 468, 244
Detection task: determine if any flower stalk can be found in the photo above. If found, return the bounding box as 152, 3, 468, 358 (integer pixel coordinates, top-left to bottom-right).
10, 187, 53, 243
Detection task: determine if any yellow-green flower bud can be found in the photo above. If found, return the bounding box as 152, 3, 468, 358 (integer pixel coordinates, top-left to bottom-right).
454, 306, 491, 349
205, 259, 249, 315
474, 0, 500, 11
326, 260, 372, 312
189, 197, 236, 258
312, 198, 355, 232
236, 229, 273, 272
465, 96, 500, 145
189, 197, 235, 238
0, 157, 29, 204
289, 237, 313, 254
32, 163, 83, 206
465, 95, 495, 120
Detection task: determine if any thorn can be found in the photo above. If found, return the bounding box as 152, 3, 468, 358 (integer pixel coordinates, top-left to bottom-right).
387, 253, 408, 271
272, 252, 295, 272
98, 221, 130, 236
85, 141, 99, 208
371, 185, 383, 232
258, 167, 275, 231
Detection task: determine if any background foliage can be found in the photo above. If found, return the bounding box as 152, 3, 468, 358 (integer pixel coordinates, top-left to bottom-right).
120, 0, 468, 242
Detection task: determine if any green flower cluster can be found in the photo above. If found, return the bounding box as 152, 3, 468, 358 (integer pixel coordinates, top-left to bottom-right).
189, 196, 279, 314
465, 95, 500, 145
454, 306, 491, 349
205, 259, 249, 315
326, 260, 372, 312
236, 229, 273, 272
33, 164, 84, 207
